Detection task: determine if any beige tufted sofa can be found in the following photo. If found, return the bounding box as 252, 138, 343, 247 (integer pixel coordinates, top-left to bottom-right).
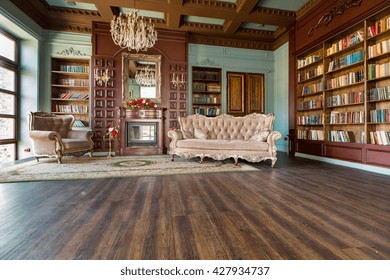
168, 113, 282, 167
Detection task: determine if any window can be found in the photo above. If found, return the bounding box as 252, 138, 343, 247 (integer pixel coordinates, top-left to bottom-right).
0, 31, 18, 163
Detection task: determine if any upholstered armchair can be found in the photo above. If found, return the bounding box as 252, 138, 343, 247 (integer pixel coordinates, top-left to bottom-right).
27, 112, 94, 163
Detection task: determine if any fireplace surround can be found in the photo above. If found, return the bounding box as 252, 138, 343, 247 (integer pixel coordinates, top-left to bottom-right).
119, 108, 164, 155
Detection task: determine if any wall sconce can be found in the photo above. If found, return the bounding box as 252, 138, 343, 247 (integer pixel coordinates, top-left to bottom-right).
171, 73, 185, 89
95, 68, 110, 86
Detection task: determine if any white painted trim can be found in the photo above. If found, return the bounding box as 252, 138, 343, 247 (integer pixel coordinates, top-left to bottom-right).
296, 153, 390, 176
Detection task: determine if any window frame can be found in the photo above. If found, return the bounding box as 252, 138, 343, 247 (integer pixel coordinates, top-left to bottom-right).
0, 30, 19, 162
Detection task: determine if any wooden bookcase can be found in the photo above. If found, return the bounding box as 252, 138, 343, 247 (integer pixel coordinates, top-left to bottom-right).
192, 66, 222, 116
51, 58, 91, 128
295, 7, 390, 167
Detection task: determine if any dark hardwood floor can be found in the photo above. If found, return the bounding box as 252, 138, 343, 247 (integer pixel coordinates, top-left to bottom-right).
0, 153, 389, 260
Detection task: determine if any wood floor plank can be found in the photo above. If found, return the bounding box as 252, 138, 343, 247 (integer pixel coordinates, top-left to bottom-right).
0, 153, 389, 259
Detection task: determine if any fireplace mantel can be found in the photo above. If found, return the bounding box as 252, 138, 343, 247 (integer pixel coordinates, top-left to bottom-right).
119, 108, 165, 156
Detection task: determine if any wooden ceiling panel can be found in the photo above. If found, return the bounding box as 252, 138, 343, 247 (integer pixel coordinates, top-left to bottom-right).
10, 0, 315, 50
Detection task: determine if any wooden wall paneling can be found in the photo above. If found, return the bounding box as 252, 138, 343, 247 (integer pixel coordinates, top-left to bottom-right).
92, 23, 188, 153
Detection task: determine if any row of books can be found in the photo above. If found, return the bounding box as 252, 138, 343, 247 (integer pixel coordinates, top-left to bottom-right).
73, 120, 87, 127
59, 65, 89, 73
370, 131, 390, 145
55, 105, 89, 113
297, 54, 321, 69
193, 82, 206, 91
368, 85, 390, 101
301, 80, 324, 96
328, 130, 356, 142
193, 72, 220, 81
58, 92, 89, 100
367, 38, 390, 58
326, 70, 364, 89
329, 111, 365, 124
297, 97, 323, 111
56, 79, 89, 86
327, 50, 364, 72
326, 90, 364, 107
194, 107, 221, 116
367, 62, 390, 79
367, 15, 390, 38
326, 30, 364, 56
369, 109, 390, 123
297, 130, 325, 140
206, 84, 221, 92
297, 114, 323, 125
193, 96, 218, 104
298, 65, 323, 82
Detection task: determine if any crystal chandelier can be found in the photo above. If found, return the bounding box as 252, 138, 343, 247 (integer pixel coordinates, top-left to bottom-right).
135, 66, 156, 86
110, 10, 157, 52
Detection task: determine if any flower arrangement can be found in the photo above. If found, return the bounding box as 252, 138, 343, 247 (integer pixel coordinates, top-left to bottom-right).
106, 126, 118, 140
124, 98, 157, 109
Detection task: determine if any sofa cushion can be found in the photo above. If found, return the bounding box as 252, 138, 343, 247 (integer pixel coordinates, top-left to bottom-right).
194, 127, 208, 140
62, 138, 91, 150
176, 139, 269, 151
181, 128, 194, 139
249, 130, 269, 142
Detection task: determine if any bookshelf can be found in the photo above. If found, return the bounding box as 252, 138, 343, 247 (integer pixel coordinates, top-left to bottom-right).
51, 58, 91, 128
295, 7, 390, 167
192, 66, 222, 116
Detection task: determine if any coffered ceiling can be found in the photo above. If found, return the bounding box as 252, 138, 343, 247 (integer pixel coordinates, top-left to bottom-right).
10, 0, 319, 50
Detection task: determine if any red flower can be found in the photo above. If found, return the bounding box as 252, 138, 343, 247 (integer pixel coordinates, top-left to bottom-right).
124, 98, 157, 109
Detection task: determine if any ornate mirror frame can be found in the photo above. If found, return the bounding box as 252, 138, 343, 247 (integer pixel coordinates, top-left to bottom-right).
122, 53, 162, 104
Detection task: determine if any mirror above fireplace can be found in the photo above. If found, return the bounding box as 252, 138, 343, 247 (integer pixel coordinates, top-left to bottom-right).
122, 53, 162, 104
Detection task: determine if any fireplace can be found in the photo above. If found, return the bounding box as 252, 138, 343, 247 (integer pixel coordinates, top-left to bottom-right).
119, 108, 164, 156
126, 122, 158, 147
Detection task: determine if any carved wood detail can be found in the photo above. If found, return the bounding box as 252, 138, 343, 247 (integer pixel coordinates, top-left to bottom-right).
308, 0, 364, 36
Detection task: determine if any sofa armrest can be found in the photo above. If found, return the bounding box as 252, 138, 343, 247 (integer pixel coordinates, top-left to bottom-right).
29, 130, 61, 141
267, 130, 282, 154
167, 129, 183, 147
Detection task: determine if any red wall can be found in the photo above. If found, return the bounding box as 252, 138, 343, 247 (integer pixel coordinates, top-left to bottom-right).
91, 22, 188, 154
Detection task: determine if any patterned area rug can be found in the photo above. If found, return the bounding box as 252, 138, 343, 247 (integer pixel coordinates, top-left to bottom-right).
0, 155, 258, 183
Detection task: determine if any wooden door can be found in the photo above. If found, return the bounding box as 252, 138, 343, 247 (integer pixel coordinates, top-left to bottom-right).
227, 72, 245, 116
227, 72, 265, 116
246, 73, 265, 114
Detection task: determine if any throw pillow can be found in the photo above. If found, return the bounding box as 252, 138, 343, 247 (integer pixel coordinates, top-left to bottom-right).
249, 130, 269, 142
194, 127, 208, 140
181, 129, 194, 139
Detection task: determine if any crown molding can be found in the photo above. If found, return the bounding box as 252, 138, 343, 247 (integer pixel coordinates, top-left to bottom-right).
188, 34, 273, 51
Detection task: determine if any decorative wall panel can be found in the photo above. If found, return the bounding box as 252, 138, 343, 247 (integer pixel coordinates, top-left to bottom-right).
92, 24, 188, 153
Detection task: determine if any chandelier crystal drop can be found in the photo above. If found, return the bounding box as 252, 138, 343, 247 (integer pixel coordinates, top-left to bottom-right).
135, 66, 156, 87
110, 11, 157, 52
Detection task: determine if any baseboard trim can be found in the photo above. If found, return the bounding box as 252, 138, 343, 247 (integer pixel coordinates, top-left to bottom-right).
296, 153, 390, 176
